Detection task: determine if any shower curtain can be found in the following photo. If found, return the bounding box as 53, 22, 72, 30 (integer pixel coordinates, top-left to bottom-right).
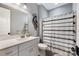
42, 12, 76, 56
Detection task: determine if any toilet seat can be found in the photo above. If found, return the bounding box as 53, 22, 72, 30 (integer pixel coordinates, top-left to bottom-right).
38, 43, 47, 50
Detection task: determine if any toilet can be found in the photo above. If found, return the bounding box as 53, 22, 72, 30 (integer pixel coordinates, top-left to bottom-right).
38, 43, 47, 56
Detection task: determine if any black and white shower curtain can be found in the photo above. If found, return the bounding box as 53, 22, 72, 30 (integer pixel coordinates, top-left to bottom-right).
42, 12, 76, 56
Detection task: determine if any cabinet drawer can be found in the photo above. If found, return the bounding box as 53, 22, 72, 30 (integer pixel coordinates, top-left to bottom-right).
0, 45, 18, 56
19, 39, 38, 51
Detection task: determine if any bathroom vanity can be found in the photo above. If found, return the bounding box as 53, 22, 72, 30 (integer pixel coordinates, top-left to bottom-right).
0, 36, 39, 56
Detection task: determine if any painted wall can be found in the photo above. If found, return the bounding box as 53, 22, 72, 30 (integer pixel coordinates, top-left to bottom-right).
26, 3, 38, 16
38, 5, 48, 40
76, 4, 79, 47
38, 5, 48, 19
27, 14, 38, 36
26, 3, 39, 36
26, 4, 48, 37
48, 3, 73, 17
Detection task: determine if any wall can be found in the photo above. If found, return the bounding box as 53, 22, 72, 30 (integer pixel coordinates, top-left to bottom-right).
10, 10, 28, 34
26, 4, 48, 37
26, 3, 39, 36
76, 4, 79, 47
48, 3, 73, 17
38, 5, 48, 40
38, 5, 48, 19
26, 3, 38, 16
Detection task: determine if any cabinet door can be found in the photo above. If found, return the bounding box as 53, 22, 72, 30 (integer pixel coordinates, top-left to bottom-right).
19, 39, 39, 56
19, 45, 38, 56
19, 48, 31, 56
27, 45, 38, 56
32, 46, 39, 56
0, 45, 18, 56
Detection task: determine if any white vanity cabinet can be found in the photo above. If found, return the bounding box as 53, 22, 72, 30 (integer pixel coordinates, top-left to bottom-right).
0, 37, 39, 56
18, 38, 39, 56
0, 45, 18, 56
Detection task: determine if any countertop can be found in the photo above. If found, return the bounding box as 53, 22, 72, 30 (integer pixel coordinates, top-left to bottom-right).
0, 36, 39, 50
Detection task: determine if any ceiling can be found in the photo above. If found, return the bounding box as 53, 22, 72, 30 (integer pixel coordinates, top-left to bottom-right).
40, 3, 67, 10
